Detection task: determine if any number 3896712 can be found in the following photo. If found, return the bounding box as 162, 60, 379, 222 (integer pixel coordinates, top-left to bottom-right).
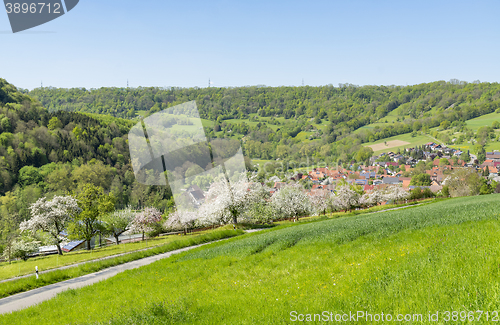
5, 3, 62, 14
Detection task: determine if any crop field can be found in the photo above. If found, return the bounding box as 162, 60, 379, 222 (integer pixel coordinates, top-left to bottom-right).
3, 194, 500, 324
367, 140, 411, 152
363, 132, 434, 154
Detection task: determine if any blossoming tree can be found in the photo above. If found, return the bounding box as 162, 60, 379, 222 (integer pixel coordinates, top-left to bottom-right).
198, 176, 254, 226
384, 185, 409, 203
130, 207, 162, 241
4, 238, 40, 261
102, 207, 135, 245
271, 184, 311, 221
164, 210, 198, 234
333, 184, 360, 212
309, 190, 334, 216
360, 187, 385, 207
20, 196, 81, 255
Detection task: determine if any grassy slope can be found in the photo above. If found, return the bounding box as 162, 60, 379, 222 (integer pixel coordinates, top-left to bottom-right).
464, 111, 500, 131
0, 229, 243, 299
358, 110, 500, 154
3, 194, 500, 324
363, 132, 435, 155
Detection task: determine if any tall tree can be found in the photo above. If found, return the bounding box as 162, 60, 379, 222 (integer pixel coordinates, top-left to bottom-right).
69, 184, 115, 250
20, 196, 81, 255
102, 207, 135, 245
130, 207, 162, 241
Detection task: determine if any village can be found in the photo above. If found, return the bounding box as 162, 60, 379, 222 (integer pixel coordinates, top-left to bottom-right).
271, 143, 500, 197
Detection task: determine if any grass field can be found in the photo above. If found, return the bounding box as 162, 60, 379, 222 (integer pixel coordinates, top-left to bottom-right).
3, 194, 500, 324
464, 111, 500, 131
363, 132, 435, 154
0, 229, 243, 299
0, 226, 238, 281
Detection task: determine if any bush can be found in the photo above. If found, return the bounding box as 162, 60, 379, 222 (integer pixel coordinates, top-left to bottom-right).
422, 188, 435, 198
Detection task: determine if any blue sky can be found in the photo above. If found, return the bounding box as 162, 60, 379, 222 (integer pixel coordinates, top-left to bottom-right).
1, 0, 500, 89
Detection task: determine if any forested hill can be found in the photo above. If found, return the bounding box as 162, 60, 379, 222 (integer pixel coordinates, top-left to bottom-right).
0, 78, 135, 195
28, 80, 500, 127
26, 80, 500, 164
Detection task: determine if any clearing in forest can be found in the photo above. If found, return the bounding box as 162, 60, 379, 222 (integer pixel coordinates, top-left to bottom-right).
368, 140, 411, 152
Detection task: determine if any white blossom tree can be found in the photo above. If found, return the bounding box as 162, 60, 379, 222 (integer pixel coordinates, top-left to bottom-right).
3, 238, 40, 261
240, 182, 272, 223
102, 207, 135, 245
333, 184, 360, 212
271, 184, 311, 221
164, 210, 198, 233
198, 176, 255, 226
309, 190, 334, 216
130, 207, 162, 241
360, 187, 385, 207
384, 185, 409, 203
20, 196, 81, 255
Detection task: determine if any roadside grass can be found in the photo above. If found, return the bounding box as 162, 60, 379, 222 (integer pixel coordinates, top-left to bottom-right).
0, 229, 243, 298
3, 194, 500, 324
0, 231, 213, 281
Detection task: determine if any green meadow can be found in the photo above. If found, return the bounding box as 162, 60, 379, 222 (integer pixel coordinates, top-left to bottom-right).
3, 194, 500, 324
464, 111, 500, 131
363, 132, 435, 155
0, 229, 242, 299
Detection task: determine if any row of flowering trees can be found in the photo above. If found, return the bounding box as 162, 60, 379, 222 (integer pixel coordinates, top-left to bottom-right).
6, 177, 410, 261
162, 176, 410, 231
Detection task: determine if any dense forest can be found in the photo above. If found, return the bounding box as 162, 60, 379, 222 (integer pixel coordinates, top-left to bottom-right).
27, 80, 500, 164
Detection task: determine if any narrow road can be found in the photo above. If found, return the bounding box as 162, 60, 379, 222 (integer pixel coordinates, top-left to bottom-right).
0, 241, 213, 314
0, 229, 264, 314
1, 241, 175, 284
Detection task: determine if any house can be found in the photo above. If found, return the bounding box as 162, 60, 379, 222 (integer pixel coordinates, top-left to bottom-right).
360, 171, 376, 179
400, 177, 411, 188
38, 245, 59, 256
363, 185, 375, 192
430, 184, 443, 193
62, 240, 86, 252
273, 182, 286, 190
486, 151, 500, 161
382, 176, 400, 185
105, 233, 144, 245
354, 179, 368, 186
185, 184, 205, 207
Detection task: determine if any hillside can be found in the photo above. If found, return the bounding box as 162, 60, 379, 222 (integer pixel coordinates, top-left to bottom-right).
28, 81, 500, 165
2, 194, 499, 324
0, 79, 173, 251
